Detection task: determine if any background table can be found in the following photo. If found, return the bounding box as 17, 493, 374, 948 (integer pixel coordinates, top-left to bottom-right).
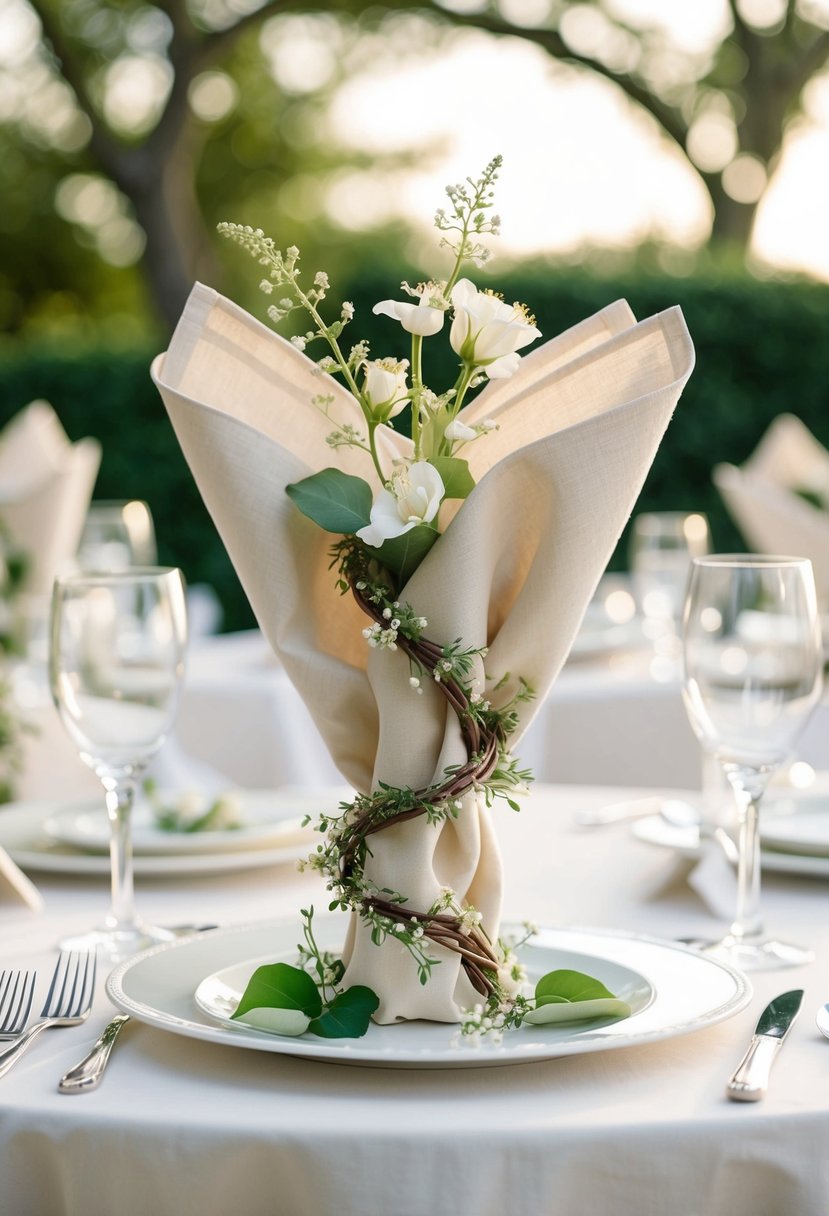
13, 625, 827, 803
2, 783, 829, 1216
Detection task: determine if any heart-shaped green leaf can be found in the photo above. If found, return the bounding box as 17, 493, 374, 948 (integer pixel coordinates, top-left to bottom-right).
308, 985, 380, 1039
232, 962, 322, 1021
286, 469, 373, 535
535, 969, 618, 1006
367, 524, 438, 584
523, 968, 631, 1025
430, 456, 475, 500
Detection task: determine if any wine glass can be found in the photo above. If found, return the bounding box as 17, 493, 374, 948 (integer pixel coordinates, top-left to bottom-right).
630, 511, 710, 678
77, 500, 157, 573
682, 554, 823, 970
49, 567, 188, 961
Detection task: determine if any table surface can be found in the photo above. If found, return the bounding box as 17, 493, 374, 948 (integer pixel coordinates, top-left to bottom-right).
2, 782, 829, 1216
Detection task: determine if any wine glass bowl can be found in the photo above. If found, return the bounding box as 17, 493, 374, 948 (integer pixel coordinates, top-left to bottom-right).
76, 499, 157, 573
49, 568, 187, 961
682, 554, 823, 970
630, 511, 710, 677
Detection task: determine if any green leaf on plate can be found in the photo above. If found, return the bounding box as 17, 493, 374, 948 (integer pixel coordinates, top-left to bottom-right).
286, 469, 373, 535
430, 456, 475, 500
367, 523, 439, 584
521, 968, 632, 1026
307, 985, 380, 1039
232, 962, 322, 1021
522, 997, 631, 1026
535, 969, 618, 1007
234, 1007, 312, 1037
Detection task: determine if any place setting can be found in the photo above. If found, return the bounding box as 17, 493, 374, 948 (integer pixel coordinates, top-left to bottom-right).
117, 158, 768, 1076
3, 161, 823, 1088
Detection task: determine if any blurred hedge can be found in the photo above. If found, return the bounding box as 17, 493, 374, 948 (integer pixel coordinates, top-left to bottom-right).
1, 269, 826, 633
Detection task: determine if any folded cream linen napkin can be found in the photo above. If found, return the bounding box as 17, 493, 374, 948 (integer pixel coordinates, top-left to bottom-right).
0, 401, 101, 597
714, 414, 829, 607
153, 283, 694, 1023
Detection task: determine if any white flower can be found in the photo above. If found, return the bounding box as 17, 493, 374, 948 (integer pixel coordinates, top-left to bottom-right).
444, 419, 478, 443
373, 282, 446, 337
363, 358, 410, 419
175, 790, 204, 826
449, 278, 541, 378
210, 794, 244, 830
357, 461, 445, 548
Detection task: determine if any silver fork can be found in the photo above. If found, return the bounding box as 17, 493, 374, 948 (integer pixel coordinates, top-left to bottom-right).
0, 970, 36, 1039
0, 951, 96, 1079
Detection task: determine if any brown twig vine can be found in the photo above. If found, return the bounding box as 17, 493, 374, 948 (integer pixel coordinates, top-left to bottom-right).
342, 577, 504, 996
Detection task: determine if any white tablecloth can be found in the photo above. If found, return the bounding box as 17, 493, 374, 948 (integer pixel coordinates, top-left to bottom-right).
2, 783, 829, 1216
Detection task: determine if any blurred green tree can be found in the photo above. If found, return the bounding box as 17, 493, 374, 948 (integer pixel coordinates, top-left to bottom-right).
1, 0, 430, 335
3, 0, 829, 339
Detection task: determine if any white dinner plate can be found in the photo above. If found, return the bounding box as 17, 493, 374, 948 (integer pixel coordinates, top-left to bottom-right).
568, 619, 646, 662
632, 807, 829, 878
759, 793, 829, 858
106, 919, 751, 1069
41, 788, 347, 856
0, 798, 317, 877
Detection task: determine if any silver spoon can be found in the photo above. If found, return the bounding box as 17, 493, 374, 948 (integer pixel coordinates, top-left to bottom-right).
815, 1004, 829, 1040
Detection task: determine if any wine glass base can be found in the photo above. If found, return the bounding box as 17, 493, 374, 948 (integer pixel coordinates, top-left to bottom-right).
58, 922, 177, 965
701, 934, 814, 972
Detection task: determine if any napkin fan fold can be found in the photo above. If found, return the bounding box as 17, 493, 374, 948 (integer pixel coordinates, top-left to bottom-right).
153, 283, 693, 1023
714, 414, 829, 608
0, 400, 101, 597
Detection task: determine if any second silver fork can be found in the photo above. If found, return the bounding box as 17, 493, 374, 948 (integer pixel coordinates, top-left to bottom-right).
0, 969, 36, 1039
0, 950, 96, 1079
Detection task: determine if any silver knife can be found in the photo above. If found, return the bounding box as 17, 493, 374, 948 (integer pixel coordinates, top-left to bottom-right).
58, 1014, 130, 1094
726, 989, 803, 1102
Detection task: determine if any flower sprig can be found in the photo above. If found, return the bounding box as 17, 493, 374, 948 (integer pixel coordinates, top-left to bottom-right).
219, 160, 606, 1038
220, 155, 541, 564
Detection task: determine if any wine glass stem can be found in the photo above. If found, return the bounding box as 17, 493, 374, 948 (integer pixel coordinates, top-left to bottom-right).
730, 782, 763, 943
103, 777, 139, 933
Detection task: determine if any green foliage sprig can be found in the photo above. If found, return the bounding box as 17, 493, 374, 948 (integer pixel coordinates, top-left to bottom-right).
232, 906, 379, 1039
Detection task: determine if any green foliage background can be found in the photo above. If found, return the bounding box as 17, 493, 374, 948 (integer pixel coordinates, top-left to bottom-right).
1, 269, 826, 633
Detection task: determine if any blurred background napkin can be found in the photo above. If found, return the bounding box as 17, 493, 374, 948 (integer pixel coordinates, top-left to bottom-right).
0, 844, 42, 910
0, 400, 101, 598
714, 414, 829, 609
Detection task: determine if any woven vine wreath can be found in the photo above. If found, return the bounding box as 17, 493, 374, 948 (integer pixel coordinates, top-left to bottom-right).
300, 539, 533, 999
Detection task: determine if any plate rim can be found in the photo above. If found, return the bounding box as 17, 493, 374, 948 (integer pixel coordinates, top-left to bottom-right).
760, 794, 829, 857
632, 810, 829, 876
105, 918, 752, 1069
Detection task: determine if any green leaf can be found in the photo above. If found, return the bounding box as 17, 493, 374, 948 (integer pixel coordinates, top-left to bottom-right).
535, 969, 618, 1006
430, 456, 475, 500
233, 1007, 312, 1037
286, 469, 373, 535
522, 968, 631, 1026
367, 524, 438, 584
231, 962, 322, 1021
307, 986, 380, 1039
523, 998, 631, 1026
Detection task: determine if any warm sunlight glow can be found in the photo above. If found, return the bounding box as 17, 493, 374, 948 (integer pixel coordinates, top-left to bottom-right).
327, 32, 709, 258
